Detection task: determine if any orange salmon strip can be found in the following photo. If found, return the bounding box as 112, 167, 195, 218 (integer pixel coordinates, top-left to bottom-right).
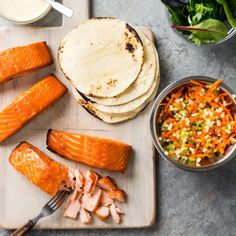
47, 129, 132, 172
0, 42, 53, 85
0, 75, 67, 142
9, 142, 68, 195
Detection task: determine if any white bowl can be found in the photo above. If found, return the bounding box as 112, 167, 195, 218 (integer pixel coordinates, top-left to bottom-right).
0, 1, 53, 25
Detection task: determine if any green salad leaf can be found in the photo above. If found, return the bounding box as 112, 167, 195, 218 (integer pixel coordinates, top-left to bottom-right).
163, 3, 189, 27
187, 2, 216, 25
172, 19, 228, 46
228, 0, 236, 17
160, 0, 236, 45
216, 0, 236, 29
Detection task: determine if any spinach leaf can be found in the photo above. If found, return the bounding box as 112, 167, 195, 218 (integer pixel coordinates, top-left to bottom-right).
216, 0, 236, 29
172, 18, 228, 45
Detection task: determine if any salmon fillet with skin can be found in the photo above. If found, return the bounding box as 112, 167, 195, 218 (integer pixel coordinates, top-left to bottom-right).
47, 129, 132, 172
0, 42, 53, 85
0, 75, 67, 142
9, 142, 68, 196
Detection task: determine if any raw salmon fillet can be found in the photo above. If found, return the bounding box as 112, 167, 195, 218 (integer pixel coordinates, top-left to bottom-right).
0, 75, 67, 142
9, 142, 68, 195
47, 130, 132, 172
0, 42, 53, 85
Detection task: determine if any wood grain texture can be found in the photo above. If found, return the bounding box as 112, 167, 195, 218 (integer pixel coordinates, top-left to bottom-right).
0, 1, 157, 229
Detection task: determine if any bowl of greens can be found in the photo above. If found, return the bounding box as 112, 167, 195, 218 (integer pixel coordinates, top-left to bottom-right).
161, 0, 236, 46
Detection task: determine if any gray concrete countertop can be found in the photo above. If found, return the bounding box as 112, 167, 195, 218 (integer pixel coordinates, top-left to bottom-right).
1, 0, 236, 235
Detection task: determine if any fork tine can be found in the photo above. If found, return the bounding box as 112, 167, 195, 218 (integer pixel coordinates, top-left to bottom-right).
47, 190, 67, 206
50, 191, 69, 209
51, 192, 70, 211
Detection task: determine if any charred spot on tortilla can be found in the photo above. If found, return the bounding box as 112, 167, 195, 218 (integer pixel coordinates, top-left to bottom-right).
94, 17, 115, 20
107, 79, 118, 88
76, 89, 94, 103
78, 99, 101, 120
58, 42, 65, 54
125, 43, 135, 53
125, 23, 142, 45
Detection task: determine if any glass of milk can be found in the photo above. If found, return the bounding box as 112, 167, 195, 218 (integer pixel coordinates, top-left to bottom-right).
0, 0, 53, 24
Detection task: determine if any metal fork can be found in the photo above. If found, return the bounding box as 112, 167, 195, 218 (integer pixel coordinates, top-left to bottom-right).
11, 189, 72, 236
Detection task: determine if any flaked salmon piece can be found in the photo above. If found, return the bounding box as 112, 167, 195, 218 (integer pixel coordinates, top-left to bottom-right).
107, 189, 126, 203
116, 207, 125, 214
70, 189, 79, 201
80, 208, 92, 224
62, 190, 82, 211
100, 190, 113, 206
47, 129, 132, 172
110, 203, 121, 224
97, 177, 118, 191
0, 75, 67, 142
81, 187, 102, 212
67, 168, 76, 189
0, 42, 53, 85
74, 169, 84, 191
9, 142, 68, 196
64, 198, 81, 220
95, 206, 110, 221
83, 170, 99, 194
62, 194, 73, 211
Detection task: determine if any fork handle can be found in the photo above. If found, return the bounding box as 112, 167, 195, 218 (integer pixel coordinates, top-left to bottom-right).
11, 221, 35, 236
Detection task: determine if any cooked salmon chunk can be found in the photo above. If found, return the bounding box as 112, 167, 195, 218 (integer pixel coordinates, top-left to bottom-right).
64, 198, 81, 219
47, 129, 132, 172
97, 177, 118, 191
95, 206, 110, 221
107, 189, 126, 203
81, 187, 102, 212
0, 75, 67, 142
110, 203, 121, 224
100, 190, 113, 206
83, 170, 99, 194
80, 208, 92, 224
9, 142, 68, 196
0, 42, 53, 85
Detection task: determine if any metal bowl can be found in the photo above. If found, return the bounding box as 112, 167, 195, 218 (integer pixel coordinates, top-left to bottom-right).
166, 10, 236, 46
150, 76, 236, 171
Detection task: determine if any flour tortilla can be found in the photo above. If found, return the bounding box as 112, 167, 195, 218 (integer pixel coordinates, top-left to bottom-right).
90, 70, 158, 115
87, 30, 158, 106
72, 39, 159, 116
71, 78, 158, 123
59, 18, 144, 98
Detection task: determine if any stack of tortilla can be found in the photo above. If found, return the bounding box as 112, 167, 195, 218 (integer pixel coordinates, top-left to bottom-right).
59, 18, 160, 123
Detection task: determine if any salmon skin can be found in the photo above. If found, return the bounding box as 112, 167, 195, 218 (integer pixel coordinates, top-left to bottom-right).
0, 42, 53, 85
0, 75, 67, 142
9, 142, 68, 196
47, 129, 132, 172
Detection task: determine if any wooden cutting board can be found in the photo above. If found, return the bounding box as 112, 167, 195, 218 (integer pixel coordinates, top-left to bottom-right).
0, 0, 157, 229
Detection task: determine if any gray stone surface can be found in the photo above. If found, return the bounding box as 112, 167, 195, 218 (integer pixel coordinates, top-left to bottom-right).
1, 0, 236, 235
